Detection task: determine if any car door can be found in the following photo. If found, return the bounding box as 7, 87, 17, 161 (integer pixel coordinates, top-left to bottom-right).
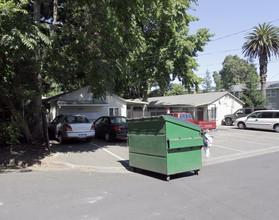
55, 116, 65, 136
234, 109, 246, 120
94, 117, 104, 137
245, 112, 262, 128
48, 115, 62, 137
99, 117, 110, 136
256, 112, 275, 130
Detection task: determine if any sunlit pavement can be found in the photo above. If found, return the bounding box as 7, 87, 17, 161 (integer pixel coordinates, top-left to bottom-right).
38, 125, 279, 172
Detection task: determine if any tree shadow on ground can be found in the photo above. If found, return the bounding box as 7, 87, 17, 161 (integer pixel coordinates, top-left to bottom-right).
0, 138, 128, 173
0, 144, 52, 173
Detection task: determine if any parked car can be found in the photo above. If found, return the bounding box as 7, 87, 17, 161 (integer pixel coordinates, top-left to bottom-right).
167, 112, 216, 131
234, 110, 279, 132
223, 107, 268, 126
48, 114, 95, 143
93, 116, 128, 141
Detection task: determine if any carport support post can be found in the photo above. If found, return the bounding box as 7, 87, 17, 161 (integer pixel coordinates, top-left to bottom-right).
130, 106, 134, 118
143, 105, 146, 117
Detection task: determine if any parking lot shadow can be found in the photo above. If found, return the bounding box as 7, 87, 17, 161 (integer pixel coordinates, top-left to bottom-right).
49, 139, 100, 153
0, 144, 51, 173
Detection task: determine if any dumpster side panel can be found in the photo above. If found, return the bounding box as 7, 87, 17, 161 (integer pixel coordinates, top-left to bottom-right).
128, 120, 165, 135
129, 152, 167, 174
129, 134, 167, 157
166, 121, 203, 149
167, 146, 202, 175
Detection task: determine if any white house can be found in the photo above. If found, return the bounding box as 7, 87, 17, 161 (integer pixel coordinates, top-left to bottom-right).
44, 86, 147, 122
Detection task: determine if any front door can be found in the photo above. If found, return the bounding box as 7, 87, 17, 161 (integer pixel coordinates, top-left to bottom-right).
198, 108, 204, 121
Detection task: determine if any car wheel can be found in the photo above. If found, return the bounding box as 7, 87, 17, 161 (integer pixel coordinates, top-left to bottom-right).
225, 118, 233, 126
274, 125, 279, 133
58, 133, 65, 144
104, 132, 111, 142
237, 122, 246, 129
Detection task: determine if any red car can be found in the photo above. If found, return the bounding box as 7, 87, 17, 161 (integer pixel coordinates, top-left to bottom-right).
167, 112, 216, 130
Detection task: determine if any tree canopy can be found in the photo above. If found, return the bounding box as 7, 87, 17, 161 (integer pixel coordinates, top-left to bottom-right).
0, 0, 212, 146
240, 71, 266, 107
218, 55, 258, 90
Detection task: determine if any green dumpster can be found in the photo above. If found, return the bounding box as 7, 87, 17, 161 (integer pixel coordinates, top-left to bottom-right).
128, 115, 204, 180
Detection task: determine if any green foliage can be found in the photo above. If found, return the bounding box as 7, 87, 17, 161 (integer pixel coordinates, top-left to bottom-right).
201, 70, 213, 92
0, 117, 22, 146
0, 0, 213, 144
240, 71, 267, 107
166, 83, 187, 96
218, 55, 258, 90
114, 0, 213, 100
242, 23, 279, 59
0, 0, 51, 145
213, 71, 223, 91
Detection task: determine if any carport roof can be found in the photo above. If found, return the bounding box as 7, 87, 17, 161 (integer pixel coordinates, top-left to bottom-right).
148, 91, 243, 107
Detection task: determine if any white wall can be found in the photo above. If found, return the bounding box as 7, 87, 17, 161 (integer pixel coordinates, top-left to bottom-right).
210, 94, 243, 125
49, 88, 127, 122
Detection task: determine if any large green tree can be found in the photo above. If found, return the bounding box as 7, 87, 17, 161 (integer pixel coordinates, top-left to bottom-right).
0, 0, 50, 145
116, 0, 212, 101
1, 0, 212, 145
218, 55, 258, 90
242, 22, 279, 97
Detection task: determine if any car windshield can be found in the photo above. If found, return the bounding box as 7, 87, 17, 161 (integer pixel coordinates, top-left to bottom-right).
65, 116, 89, 123
110, 117, 126, 123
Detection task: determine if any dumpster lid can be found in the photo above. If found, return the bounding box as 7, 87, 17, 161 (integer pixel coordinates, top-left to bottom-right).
128, 115, 202, 130
163, 115, 202, 129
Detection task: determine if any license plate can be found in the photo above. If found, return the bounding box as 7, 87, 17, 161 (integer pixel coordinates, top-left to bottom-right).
78, 134, 87, 138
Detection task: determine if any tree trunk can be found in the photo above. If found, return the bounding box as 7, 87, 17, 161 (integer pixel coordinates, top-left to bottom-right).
140, 74, 149, 102
33, 0, 44, 143
259, 55, 267, 98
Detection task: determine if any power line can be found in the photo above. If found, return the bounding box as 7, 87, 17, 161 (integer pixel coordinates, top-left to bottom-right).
211, 18, 279, 42
198, 48, 241, 56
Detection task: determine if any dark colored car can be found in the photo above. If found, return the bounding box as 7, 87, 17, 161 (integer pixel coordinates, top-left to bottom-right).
93, 116, 128, 141
48, 114, 95, 143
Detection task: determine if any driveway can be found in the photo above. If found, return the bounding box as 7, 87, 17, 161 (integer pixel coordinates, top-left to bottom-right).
40, 126, 279, 172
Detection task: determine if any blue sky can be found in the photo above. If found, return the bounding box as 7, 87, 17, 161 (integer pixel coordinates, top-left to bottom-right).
188, 0, 279, 82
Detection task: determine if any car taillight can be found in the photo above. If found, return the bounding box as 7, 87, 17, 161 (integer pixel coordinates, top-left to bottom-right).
66, 124, 72, 131
91, 125, 95, 130
114, 125, 120, 131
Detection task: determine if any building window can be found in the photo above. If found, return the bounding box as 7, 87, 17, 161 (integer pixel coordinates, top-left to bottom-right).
267, 102, 276, 110
109, 107, 119, 116
267, 90, 276, 97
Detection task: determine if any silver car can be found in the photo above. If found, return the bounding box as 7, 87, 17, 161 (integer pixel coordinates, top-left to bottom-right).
234, 110, 279, 132
48, 114, 95, 143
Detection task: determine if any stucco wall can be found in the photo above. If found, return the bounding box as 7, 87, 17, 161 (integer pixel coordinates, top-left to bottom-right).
210, 94, 243, 125
48, 87, 127, 122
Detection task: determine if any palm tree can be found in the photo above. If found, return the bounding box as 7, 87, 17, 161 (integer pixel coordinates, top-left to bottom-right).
242, 22, 279, 98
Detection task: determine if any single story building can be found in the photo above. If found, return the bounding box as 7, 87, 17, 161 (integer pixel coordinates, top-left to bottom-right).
44, 86, 147, 122
147, 91, 244, 125
44, 86, 244, 125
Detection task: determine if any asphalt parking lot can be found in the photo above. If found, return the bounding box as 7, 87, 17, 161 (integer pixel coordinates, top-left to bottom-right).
43, 125, 279, 172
